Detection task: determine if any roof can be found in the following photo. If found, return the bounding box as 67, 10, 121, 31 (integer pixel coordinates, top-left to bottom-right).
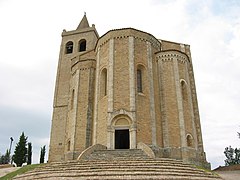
76, 13, 90, 30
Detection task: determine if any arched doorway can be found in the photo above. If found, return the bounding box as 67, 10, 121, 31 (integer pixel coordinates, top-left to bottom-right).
108, 115, 136, 149
114, 118, 130, 149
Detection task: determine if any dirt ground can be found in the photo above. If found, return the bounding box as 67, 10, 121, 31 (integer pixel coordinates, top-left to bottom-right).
216, 171, 240, 180
0, 167, 20, 177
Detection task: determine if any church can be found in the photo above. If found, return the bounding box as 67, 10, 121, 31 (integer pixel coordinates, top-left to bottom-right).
49, 14, 209, 168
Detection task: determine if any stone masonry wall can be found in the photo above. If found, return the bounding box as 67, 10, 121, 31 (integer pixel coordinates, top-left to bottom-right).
113, 38, 130, 111
95, 41, 109, 146
135, 38, 152, 145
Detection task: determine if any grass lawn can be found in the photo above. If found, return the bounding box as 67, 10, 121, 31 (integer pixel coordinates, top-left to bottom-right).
0, 164, 44, 180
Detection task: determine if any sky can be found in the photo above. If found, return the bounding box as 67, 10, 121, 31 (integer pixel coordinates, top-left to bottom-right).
0, 0, 239, 169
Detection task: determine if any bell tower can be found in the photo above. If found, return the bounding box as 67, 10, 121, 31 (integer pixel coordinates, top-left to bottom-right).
49, 14, 99, 162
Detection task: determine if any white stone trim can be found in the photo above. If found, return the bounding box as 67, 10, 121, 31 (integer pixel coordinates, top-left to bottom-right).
108, 39, 114, 113
147, 42, 157, 146
157, 59, 169, 147
129, 36, 135, 112
128, 37, 136, 148
173, 59, 186, 148
180, 44, 185, 53
107, 39, 114, 149
73, 69, 81, 150
93, 47, 100, 145
108, 111, 136, 149
185, 63, 198, 149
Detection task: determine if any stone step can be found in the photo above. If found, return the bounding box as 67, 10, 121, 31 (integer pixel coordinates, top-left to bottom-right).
14, 169, 220, 180
50, 159, 185, 166
21, 168, 212, 178
28, 163, 204, 171
43, 160, 192, 168
15, 159, 220, 180
26, 161, 210, 177
13, 149, 221, 180
85, 149, 149, 160
36, 165, 199, 172
47, 158, 186, 166
14, 175, 219, 180
32, 160, 201, 170
31, 161, 195, 172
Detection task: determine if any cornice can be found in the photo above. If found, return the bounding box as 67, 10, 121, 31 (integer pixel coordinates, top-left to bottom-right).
156, 50, 190, 64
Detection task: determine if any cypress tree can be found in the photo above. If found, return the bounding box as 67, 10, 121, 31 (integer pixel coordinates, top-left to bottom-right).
27, 142, 32, 165
13, 132, 28, 167
39, 145, 46, 164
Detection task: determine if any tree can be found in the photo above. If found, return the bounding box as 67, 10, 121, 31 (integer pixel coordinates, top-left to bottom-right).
0, 150, 10, 164
0, 154, 5, 165
5, 149, 10, 164
13, 132, 28, 167
224, 146, 240, 166
27, 142, 32, 165
39, 145, 46, 164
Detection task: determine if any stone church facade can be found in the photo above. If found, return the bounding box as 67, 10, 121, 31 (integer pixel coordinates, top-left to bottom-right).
49, 14, 209, 168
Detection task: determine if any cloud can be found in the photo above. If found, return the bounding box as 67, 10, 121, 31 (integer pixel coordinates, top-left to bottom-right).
0, 64, 55, 113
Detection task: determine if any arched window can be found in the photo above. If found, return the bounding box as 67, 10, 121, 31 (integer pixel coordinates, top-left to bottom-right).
137, 69, 143, 93
65, 41, 73, 54
186, 134, 193, 147
71, 89, 75, 109
181, 80, 188, 101
79, 39, 86, 52
100, 68, 107, 97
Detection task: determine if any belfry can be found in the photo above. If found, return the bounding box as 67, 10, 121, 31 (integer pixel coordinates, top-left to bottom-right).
49, 14, 209, 168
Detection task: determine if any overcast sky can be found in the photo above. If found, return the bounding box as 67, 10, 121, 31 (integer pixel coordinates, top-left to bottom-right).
0, 0, 239, 169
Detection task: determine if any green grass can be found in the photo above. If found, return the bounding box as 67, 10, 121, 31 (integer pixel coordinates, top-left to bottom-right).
195, 166, 221, 177
195, 165, 212, 172
0, 164, 44, 180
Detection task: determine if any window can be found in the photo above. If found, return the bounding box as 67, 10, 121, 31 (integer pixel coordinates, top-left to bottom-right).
186, 134, 193, 147
100, 68, 107, 97
66, 41, 73, 54
79, 39, 86, 52
137, 69, 143, 93
181, 80, 188, 101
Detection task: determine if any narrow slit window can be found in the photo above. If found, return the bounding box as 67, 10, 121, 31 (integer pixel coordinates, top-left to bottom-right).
181, 80, 188, 101
104, 70, 107, 96
100, 68, 107, 97
137, 69, 143, 93
71, 89, 75, 109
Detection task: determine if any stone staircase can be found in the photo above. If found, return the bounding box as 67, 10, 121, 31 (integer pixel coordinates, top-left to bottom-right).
84, 149, 150, 161
14, 149, 221, 179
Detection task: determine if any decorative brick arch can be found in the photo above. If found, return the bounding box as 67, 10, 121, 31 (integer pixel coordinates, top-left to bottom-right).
111, 115, 132, 127
110, 109, 135, 122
